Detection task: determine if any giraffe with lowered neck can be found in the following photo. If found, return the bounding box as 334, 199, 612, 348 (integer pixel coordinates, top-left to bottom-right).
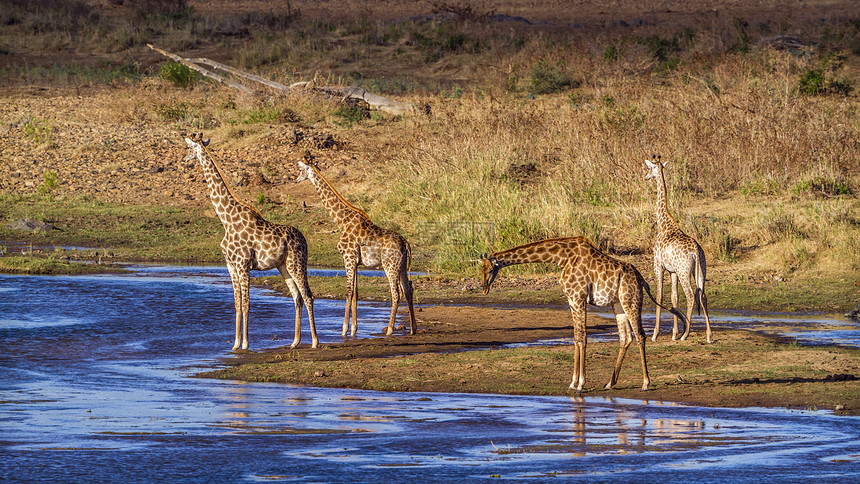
183, 133, 318, 350
480, 237, 688, 393
645, 157, 713, 343
296, 160, 416, 337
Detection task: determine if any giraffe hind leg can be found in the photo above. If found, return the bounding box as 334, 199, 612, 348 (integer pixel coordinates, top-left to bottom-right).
606, 303, 634, 390
651, 266, 664, 342
670, 273, 680, 341
679, 273, 696, 341
282, 276, 303, 348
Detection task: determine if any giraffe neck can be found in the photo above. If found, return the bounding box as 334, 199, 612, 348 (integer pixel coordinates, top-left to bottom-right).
491, 238, 572, 268
654, 168, 678, 234
196, 147, 258, 225
307, 166, 370, 230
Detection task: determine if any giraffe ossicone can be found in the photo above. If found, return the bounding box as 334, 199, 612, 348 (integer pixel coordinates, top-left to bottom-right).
183, 133, 319, 351
644, 157, 713, 344
296, 160, 416, 337
480, 237, 688, 393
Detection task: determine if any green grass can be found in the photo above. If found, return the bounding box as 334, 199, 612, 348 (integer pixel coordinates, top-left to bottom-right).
0, 255, 125, 275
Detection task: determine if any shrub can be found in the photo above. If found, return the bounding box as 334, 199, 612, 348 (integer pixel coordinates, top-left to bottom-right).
22, 118, 54, 145
332, 104, 370, 127
528, 61, 576, 95
159, 61, 200, 88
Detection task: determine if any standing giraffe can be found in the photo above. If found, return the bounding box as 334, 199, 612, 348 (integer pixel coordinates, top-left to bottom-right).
645, 157, 713, 343
183, 133, 318, 350
296, 160, 416, 337
480, 237, 687, 392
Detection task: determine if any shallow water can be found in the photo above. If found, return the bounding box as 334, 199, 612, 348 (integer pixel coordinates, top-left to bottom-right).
1, 265, 858, 482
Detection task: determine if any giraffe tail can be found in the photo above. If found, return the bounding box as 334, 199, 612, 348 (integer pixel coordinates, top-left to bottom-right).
693, 246, 707, 316
636, 268, 690, 335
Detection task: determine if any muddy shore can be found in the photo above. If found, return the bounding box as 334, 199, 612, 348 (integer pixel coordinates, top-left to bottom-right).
201, 303, 860, 415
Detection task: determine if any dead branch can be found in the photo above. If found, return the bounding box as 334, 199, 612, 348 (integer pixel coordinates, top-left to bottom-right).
147, 44, 416, 115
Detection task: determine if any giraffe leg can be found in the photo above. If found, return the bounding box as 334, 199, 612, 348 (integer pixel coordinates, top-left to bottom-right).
567, 296, 588, 393
227, 265, 243, 351
350, 277, 359, 336
343, 263, 357, 337
700, 288, 713, 344
652, 265, 664, 342
606, 303, 633, 390
679, 272, 696, 341
629, 297, 650, 390
670, 272, 680, 341
284, 278, 302, 348
385, 274, 400, 336
238, 269, 251, 350
400, 276, 416, 335
279, 260, 318, 349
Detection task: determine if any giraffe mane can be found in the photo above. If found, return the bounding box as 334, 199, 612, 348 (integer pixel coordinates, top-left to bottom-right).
496, 236, 595, 255
310, 164, 371, 221
200, 143, 263, 217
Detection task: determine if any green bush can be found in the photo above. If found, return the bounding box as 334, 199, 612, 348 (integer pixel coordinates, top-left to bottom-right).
528, 61, 576, 95
159, 62, 200, 88
22, 118, 54, 145
332, 104, 370, 127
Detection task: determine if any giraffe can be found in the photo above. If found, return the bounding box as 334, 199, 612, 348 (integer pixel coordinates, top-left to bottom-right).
182, 133, 318, 350
645, 157, 713, 344
296, 160, 416, 337
480, 237, 688, 393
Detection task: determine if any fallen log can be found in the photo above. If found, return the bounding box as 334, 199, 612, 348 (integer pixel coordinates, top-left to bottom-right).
147, 44, 416, 115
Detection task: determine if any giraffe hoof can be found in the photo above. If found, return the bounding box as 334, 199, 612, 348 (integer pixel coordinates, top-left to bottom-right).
642, 384, 651, 391
604, 382, 613, 390
651, 335, 659, 343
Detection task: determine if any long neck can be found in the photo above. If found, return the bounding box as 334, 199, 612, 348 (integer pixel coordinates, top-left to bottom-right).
654, 168, 678, 233
492, 239, 571, 268
308, 167, 370, 229
197, 147, 257, 224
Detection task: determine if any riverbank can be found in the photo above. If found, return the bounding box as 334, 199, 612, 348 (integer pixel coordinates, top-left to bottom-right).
200, 304, 860, 416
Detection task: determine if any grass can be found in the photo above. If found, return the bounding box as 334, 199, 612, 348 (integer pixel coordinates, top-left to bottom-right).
0, 1, 858, 304
0, 254, 125, 275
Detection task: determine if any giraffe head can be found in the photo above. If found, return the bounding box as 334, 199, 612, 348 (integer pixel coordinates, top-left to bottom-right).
479, 254, 503, 295
183, 133, 210, 165
644, 155, 666, 181
296, 160, 318, 185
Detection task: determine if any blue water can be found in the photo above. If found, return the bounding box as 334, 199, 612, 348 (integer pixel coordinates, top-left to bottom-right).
1, 266, 858, 482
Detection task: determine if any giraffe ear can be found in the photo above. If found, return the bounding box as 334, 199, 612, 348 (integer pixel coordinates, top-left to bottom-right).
202, 139, 210, 146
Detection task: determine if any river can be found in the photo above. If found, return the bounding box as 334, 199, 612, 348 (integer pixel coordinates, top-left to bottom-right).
1, 265, 858, 482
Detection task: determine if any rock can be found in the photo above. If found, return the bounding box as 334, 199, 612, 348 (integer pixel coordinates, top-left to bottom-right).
6, 218, 56, 232
846, 302, 860, 322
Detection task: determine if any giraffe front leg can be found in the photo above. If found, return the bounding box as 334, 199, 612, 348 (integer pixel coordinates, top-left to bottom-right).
239, 271, 251, 350
342, 264, 357, 337
567, 297, 587, 392
652, 266, 664, 342
226, 265, 243, 351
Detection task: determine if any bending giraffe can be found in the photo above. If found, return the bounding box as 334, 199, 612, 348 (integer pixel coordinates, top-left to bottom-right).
645, 157, 713, 343
183, 133, 318, 350
296, 160, 416, 337
480, 237, 687, 393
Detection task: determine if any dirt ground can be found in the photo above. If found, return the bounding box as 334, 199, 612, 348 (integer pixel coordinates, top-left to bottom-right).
203, 303, 860, 415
